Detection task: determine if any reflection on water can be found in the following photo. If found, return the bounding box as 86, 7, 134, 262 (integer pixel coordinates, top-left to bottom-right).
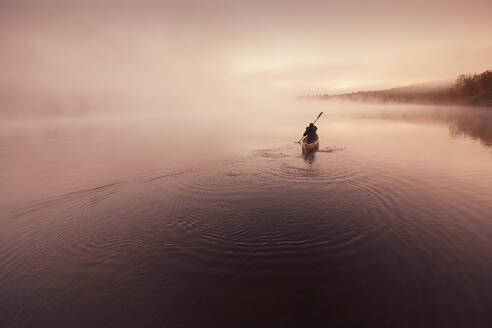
1, 105, 492, 327
359, 106, 492, 148
302, 150, 316, 163
301, 145, 344, 164
301, 145, 318, 163
447, 110, 492, 147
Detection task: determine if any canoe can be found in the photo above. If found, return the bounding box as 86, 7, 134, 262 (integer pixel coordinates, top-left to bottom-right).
301, 134, 319, 152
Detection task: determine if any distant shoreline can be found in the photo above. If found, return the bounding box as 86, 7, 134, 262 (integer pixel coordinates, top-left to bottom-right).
301, 70, 492, 107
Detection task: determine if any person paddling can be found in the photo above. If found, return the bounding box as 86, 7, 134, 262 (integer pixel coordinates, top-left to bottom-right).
295, 112, 322, 143
303, 123, 318, 143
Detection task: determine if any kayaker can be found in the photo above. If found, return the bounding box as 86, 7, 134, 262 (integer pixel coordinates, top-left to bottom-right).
303, 123, 318, 143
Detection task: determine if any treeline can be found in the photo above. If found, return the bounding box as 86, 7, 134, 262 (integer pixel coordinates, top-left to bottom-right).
456, 71, 492, 105
304, 70, 492, 107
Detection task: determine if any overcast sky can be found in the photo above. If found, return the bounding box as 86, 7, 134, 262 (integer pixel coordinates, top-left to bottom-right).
1, 0, 491, 112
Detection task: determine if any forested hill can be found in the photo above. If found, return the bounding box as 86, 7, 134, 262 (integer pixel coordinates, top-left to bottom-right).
303, 70, 492, 107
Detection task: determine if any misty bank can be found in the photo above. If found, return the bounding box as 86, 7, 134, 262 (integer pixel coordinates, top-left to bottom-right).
304, 70, 492, 107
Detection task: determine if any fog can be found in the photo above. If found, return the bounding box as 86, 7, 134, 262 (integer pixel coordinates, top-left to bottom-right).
1, 0, 492, 119
3, 3, 492, 327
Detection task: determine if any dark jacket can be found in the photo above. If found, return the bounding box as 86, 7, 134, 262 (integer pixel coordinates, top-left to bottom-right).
303, 125, 318, 142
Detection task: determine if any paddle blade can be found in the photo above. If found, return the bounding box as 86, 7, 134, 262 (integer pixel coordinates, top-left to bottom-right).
313, 112, 323, 124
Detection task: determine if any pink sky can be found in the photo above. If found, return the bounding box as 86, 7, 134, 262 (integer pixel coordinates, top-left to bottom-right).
1, 0, 491, 113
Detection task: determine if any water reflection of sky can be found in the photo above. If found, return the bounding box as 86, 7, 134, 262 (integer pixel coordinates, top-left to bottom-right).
1, 104, 492, 327
356, 106, 492, 149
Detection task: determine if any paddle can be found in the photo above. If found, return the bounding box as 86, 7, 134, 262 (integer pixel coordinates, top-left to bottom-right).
313, 111, 323, 124
295, 112, 323, 143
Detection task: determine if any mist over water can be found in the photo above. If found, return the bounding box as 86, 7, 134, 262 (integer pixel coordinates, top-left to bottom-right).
2, 0, 492, 325
1, 102, 492, 327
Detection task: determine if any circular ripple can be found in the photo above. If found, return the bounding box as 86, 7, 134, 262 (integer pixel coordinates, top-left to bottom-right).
253, 144, 357, 185
140, 144, 392, 276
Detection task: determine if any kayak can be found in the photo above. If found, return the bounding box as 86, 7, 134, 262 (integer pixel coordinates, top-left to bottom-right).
301, 134, 319, 152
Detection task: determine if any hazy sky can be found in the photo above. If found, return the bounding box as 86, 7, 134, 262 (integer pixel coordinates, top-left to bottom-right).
1, 0, 491, 114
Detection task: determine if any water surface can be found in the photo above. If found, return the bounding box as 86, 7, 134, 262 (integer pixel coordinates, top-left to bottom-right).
1, 105, 492, 327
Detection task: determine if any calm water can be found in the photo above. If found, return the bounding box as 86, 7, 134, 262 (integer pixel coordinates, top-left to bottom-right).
1, 105, 492, 327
